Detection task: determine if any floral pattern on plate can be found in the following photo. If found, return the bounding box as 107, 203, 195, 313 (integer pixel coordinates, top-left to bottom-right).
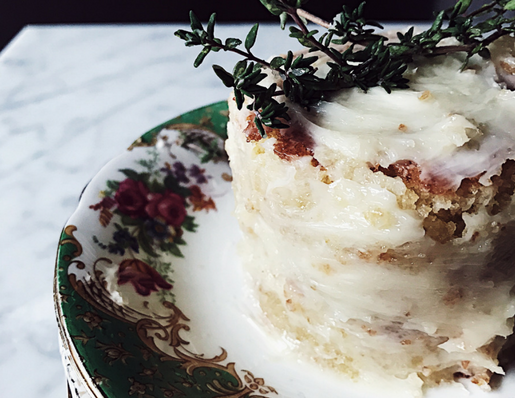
54, 102, 278, 398
88, 149, 216, 302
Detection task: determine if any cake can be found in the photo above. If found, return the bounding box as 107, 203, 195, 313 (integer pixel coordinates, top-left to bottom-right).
224, 36, 515, 395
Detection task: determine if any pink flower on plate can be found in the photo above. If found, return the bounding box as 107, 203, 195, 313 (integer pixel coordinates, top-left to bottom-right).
114, 178, 149, 218
145, 191, 187, 227
117, 259, 172, 296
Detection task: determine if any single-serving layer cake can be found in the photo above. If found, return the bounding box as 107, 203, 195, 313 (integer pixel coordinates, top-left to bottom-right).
225, 37, 515, 395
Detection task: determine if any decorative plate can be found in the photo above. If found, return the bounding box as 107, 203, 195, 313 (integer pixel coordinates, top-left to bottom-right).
54, 102, 515, 398
54, 102, 275, 398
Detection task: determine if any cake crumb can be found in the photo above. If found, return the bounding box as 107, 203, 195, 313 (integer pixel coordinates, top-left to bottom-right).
419, 90, 432, 100
251, 143, 265, 158
379, 250, 397, 263
470, 231, 480, 242
471, 371, 492, 387
321, 174, 333, 185
500, 60, 515, 74
314, 263, 333, 275
358, 251, 372, 260
361, 325, 378, 336
443, 287, 464, 306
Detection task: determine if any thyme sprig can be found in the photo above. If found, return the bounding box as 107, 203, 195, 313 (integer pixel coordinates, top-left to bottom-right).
175, 0, 515, 137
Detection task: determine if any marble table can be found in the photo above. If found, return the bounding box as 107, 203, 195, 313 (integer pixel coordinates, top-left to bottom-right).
0, 23, 301, 398
2, 22, 428, 397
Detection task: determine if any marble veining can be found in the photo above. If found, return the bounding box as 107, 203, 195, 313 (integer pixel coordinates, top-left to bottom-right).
0, 23, 298, 397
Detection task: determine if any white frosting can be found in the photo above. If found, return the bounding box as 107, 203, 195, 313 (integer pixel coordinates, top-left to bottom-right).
225, 43, 515, 395
294, 55, 515, 188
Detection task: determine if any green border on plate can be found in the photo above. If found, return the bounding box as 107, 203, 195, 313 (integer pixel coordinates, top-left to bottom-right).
140, 101, 229, 144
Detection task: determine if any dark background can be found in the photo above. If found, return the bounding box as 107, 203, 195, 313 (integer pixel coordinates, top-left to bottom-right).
0, 1, 439, 52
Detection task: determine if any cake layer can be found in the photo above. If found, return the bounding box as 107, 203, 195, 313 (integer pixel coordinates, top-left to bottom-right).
225, 41, 515, 395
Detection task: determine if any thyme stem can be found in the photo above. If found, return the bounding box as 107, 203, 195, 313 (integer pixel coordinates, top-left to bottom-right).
466, 1, 498, 18
206, 38, 275, 69
429, 29, 508, 56
286, 5, 344, 65
297, 8, 331, 29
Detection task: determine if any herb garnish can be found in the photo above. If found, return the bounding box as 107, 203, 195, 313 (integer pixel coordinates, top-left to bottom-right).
175, 0, 515, 137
